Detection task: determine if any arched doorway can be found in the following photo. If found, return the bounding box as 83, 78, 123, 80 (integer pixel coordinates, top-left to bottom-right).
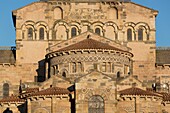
88, 95, 104, 113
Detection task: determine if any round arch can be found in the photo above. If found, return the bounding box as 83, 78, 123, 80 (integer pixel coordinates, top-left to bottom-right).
35, 21, 49, 40
53, 21, 69, 40
21, 21, 36, 40
88, 95, 104, 113
135, 22, 150, 41
34, 108, 49, 113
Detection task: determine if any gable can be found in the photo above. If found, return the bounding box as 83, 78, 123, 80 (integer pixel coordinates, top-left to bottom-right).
40, 76, 72, 90
117, 75, 143, 91
12, 2, 48, 26
75, 71, 115, 89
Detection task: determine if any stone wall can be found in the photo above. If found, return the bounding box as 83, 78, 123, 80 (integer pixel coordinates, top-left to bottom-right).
0, 63, 39, 98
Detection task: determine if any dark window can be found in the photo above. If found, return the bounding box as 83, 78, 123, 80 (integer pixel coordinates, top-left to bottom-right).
71, 27, 77, 37
95, 28, 100, 35
39, 27, 44, 40
117, 71, 120, 78
127, 28, 132, 41
138, 28, 143, 41
62, 72, 66, 77
88, 95, 104, 113
28, 28, 33, 39
3, 83, 9, 97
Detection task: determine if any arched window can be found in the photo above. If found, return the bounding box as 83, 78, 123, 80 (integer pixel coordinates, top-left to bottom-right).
127, 28, 132, 41
95, 28, 100, 35
71, 27, 77, 38
3, 83, 9, 97
62, 72, 66, 77
117, 71, 120, 78
28, 28, 33, 40
88, 95, 104, 113
39, 27, 44, 40
138, 28, 143, 41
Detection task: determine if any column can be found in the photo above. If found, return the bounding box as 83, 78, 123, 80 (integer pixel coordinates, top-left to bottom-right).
27, 99, 31, 113
51, 96, 56, 113
135, 97, 140, 113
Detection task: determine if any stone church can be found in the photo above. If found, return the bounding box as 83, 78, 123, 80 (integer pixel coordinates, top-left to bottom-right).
0, 0, 170, 112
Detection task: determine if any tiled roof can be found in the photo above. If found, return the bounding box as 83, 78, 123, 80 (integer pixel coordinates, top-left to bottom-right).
156, 49, 170, 64
30, 87, 70, 96
56, 38, 127, 52
0, 95, 25, 103
20, 88, 39, 98
24, 87, 39, 93
119, 87, 161, 97
158, 92, 170, 101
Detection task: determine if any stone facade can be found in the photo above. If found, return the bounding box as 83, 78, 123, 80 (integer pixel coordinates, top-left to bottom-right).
1, 0, 170, 113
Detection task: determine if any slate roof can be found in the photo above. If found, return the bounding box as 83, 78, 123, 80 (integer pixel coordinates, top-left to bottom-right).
0, 95, 25, 103
30, 87, 70, 96
0, 50, 16, 64
156, 49, 170, 64
56, 38, 128, 53
119, 87, 162, 97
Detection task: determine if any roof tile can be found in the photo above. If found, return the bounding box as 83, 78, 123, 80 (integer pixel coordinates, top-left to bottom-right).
119, 87, 162, 97
0, 95, 25, 103
57, 38, 126, 52
30, 87, 70, 96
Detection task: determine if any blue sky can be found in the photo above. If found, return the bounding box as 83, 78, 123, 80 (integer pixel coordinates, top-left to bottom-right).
0, 0, 170, 46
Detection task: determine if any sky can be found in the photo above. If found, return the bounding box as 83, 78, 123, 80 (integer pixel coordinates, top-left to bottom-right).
0, 0, 170, 47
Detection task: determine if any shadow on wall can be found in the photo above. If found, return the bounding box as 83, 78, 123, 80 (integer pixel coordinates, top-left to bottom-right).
3, 108, 13, 113
36, 59, 46, 82
17, 103, 27, 113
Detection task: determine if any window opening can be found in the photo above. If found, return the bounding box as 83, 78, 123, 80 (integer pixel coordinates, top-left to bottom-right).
95, 28, 101, 35
39, 27, 44, 40
71, 27, 77, 37
127, 28, 132, 41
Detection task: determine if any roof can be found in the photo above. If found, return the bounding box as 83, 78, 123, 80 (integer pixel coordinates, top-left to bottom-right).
119, 87, 162, 97
156, 92, 170, 102
30, 87, 70, 96
0, 49, 16, 64
24, 87, 39, 93
0, 95, 25, 103
156, 48, 170, 64
56, 38, 127, 53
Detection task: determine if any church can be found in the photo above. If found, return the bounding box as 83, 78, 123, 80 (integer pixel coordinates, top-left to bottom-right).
0, 0, 170, 112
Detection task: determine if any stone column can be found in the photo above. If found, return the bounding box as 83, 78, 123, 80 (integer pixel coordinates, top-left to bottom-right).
51, 96, 56, 113
135, 97, 140, 113
0, 105, 3, 113
45, 61, 49, 80
27, 99, 31, 113
66, 29, 69, 39
49, 29, 53, 40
